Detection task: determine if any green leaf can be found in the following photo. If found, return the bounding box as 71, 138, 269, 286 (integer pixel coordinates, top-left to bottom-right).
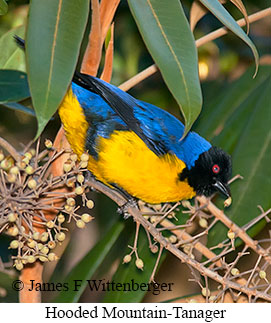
103, 227, 166, 303
199, 0, 259, 74
53, 221, 124, 303
0, 70, 30, 103
128, 0, 202, 136
195, 65, 271, 140
207, 69, 271, 247
0, 26, 26, 72
0, 0, 8, 15
26, 0, 90, 138
1, 102, 35, 117
0, 271, 18, 302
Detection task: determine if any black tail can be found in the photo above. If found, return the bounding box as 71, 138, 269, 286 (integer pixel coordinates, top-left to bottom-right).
14, 35, 25, 50
14, 36, 164, 155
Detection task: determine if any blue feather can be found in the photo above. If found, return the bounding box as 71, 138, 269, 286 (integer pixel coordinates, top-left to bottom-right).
71, 80, 211, 169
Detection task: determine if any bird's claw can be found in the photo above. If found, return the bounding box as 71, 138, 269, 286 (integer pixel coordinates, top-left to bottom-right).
117, 199, 138, 219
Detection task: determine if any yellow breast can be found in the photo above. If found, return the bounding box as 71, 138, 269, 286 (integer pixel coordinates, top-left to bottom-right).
59, 89, 195, 204
59, 88, 88, 158
92, 131, 195, 203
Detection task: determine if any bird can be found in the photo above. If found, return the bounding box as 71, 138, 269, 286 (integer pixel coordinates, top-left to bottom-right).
15, 36, 232, 205
59, 72, 232, 204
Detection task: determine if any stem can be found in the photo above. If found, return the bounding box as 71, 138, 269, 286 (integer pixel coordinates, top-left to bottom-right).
119, 7, 271, 92
0, 137, 21, 162
19, 262, 43, 303
197, 196, 271, 265
85, 176, 271, 302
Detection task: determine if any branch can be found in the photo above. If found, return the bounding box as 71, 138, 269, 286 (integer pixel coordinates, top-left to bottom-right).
85, 176, 271, 302
197, 196, 271, 265
119, 7, 271, 92
0, 137, 21, 162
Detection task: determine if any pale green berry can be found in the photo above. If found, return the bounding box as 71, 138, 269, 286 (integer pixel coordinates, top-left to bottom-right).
26, 255, 36, 264
24, 152, 32, 160
22, 156, 30, 164
57, 214, 65, 224
8, 212, 18, 222
227, 231, 235, 240
81, 213, 93, 223
77, 174, 84, 183
66, 198, 75, 206
231, 268, 240, 276
64, 204, 73, 212
201, 288, 211, 297
150, 245, 158, 253
75, 186, 84, 195
46, 221, 55, 229
48, 241, 56, 249
56, 232, 66, 242
15, 261, 24, 271
169, 235, 177, 244
9, 240, 19, 249
259, 270, 266, 279
199, 218, 208, 228
48, 253, 58, 262
135, 258, 144, 270
45, 139, 53, 149
32, 231, 40, 240
63, 162, 72, 173
123, 255, 132, 263
80, 161, 88, 169
76, 220, 85, 229
41, 246, 49, 255
10, 166, 19, 175
37, 243, 44, 250
39, 256, 48, 262
80, 153, 89, 162
7, 173, 16, 183
27, 239, 37, 248
86, 200, 94, 209
27, 178, 37, 189
8, 226, 19, 236
25, 165, 34, 175
70, 153, 78, 162
40, 232, 49, 242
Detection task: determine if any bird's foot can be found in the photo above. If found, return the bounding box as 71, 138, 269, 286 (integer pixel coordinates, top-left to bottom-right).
117, 198, 138, 219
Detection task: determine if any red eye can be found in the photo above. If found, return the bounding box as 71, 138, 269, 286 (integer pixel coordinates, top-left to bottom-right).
212, 164, 220, 174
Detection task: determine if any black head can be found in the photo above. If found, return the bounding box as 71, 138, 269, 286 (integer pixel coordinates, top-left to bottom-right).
180, 146, 232, 198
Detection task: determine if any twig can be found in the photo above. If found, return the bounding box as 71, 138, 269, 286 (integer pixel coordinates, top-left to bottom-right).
85, 176, 271, 302
0, 137, 21, 162
149, 244, 163, 283
119, 7, 271, 91
197, 196, 271, 264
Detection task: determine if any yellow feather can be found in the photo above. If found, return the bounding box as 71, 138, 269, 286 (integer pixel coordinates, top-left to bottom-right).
59, 90, 196, 204
59, 88, 88, 158
94, 131, 195, 203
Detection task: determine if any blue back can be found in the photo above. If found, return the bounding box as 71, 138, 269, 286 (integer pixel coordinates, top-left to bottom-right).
71, 80, 211, 169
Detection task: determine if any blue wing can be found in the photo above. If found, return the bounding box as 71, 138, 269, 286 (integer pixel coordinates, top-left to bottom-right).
71, 74, 211, 169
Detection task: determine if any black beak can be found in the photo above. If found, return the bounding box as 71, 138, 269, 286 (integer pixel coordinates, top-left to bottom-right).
213, 180, 231, 198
